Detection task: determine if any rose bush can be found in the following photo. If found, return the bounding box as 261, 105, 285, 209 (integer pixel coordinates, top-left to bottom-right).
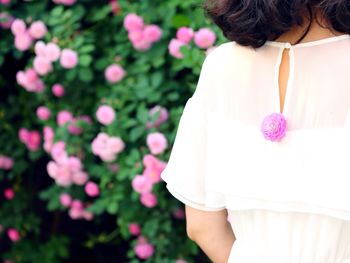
0, 0, 226, 262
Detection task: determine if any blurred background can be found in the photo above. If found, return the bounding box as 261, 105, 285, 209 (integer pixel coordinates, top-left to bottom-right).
0, 0, 226, 262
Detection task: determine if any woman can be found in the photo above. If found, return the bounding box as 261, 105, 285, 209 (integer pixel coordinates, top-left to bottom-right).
161, 1, 350, 262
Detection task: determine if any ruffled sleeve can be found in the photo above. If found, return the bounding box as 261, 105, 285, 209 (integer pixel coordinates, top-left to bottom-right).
160, 47, 226, 212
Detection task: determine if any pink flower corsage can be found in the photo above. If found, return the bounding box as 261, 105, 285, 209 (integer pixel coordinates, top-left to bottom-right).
261, 113, 287, 142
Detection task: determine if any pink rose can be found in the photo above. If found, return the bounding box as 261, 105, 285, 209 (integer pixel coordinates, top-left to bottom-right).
52, 83, 65, 97
60, 48, 78, 69
134, 237, 154, 259
104, 64, 125, 84
194, 28, 216, 49
143, 24, 162, 43
140, 192, 157, 208
57, 110, 73, 126
173, 208, 185, 219
33, 56, 53, 76
7, 228, 20, 242
131, 175, 153, 194
85, 181, 100, 197
25, 131, 41, 151
124, 13, 144, 31
147, 105, 168, 128
0, 0, 11, 5
260, 113, 287, 142
168, 38, 186, 59
176, 27, 194, 44
146, 132, 167, 155
0, 155, 14, 170
59, 193, 72, 207
72, 171, 88, 185
82, 210, 94, 221
34, 41, 46, 56
4, 188, 14, 200
36, 106, 51, 120
14, 31, 33, 51
28, 21, 47, 39
96, 105, 116, 125
45, 42, 61, 62
128, 223, 141, 235
11, 19, 26, 36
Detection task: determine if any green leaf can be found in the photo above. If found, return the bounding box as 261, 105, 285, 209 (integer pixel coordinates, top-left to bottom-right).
79, 55, 92, 67
107, 202, 118, 214
171, 14, 191, 28
78, 68, 93, 82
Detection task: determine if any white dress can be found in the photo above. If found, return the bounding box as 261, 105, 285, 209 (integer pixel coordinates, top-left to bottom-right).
160, 34, 350, 263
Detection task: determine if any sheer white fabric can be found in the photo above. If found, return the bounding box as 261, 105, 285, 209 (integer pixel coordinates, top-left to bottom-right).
160, 34, 350, 262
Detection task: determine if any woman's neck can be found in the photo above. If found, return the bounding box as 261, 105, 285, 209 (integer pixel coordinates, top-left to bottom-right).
274, 9, 346, 44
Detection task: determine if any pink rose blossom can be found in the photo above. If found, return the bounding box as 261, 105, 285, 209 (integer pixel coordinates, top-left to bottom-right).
194, 28, 216, 49
0, 12, 14, 29
71, 199, 83, 209
175, 260, 187, 263
69, 206, 84, 219
4, 188, 14, 200
146, 105, 169, 128
104, 64, 126, 84
91, 133, 125, 162
19, 129, 41, 151
82, 210, 94, 221
34, 40, 46, 56
134, 236, 154, 259
33, 56, 53, 75
176, 27, 194, 44
14, 31, 33, 51
11, 18, 26, 36
28, 21, 47, 39
260, 113, 287, 142
36, 106, 51, 120
50, 141, 68, 163
85, 181, 100, 197
96, 105, 116, 125
16, 68, 44, 93
132, 38, 152, 51
59, 193, 72, 207
132, 175, 153, 194
60, 48, 78, 69
143, 167, 161, 184
53, 0, 76, 6
72, 171, 88, 185
52, 83, 65, 97
140, 192, 157, 208
143, 24, 162, 43
168, 38, 187, 59
124, 13, 144, 31
0, 0, 11, 5
57, 110, 73, 126
45, 42, 61, 62
173, 208, 185, 219
7, 228, 20, 242
0, 155, 14, 170
146, 132, 167, 155
128, 223, 141, 235
128, 29, 144, 43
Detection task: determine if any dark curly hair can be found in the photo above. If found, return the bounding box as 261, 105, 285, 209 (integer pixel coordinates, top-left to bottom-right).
202, 0, 350, 49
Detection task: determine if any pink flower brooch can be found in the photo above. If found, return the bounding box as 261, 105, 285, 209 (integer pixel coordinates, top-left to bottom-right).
260, 113, 287, 142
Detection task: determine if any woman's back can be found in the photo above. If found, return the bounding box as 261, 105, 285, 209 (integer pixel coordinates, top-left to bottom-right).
160, 35, 350, 262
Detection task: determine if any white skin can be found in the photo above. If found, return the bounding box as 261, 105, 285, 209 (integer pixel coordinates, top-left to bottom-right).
186, 7, 346, 263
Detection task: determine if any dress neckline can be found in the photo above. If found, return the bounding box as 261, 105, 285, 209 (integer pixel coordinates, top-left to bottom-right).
265, 34, 350, 48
